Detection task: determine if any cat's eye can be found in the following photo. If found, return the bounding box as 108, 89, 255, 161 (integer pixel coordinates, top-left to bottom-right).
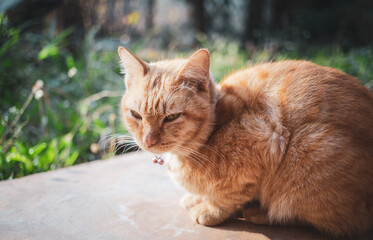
164, 113, 181, 122
130, 110, 142, 119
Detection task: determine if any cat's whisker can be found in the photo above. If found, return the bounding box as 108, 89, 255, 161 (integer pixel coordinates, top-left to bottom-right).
173, 146, 215, 183
117, 139, 137, 144
175, 146, 217, 179
177, 144, 223, 173
186, 142, 226, 167
177, 147, 223, 197
118, 143, 139, 155
175, 147, 218, 197
114, 141, 137, 154
99, 132, 132, 145
100, 133, 137, 154
135, 147, 142, 153
99, 135, 121, 154
116, 139, 137, 145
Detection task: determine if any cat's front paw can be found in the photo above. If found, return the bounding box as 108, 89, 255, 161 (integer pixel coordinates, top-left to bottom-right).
180, 193, 203, 210
242, 204, 269, 225
189, 202, 230, 226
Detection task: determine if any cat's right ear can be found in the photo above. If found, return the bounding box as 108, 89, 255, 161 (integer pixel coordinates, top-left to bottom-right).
118, 46, 148, 88
177, 49, 210, 92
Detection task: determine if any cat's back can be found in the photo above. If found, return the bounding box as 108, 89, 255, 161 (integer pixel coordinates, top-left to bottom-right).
218, 60, 373, 236
220, 60, 373, 135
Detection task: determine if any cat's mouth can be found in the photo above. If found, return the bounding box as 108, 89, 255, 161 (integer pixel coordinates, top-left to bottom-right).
139, 142, 175, 154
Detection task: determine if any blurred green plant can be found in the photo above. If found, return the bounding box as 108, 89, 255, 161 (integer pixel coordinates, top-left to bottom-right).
197, 36, 373, 84
0, 14, 126, 180
0, 14, 19, 57
0, 135, 79, 179
38, 27, 74, 60
1, 14, 372, 181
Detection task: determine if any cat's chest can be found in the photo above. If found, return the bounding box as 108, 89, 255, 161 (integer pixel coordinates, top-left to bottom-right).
165, 153, 187, 184
165, 153, 206, 193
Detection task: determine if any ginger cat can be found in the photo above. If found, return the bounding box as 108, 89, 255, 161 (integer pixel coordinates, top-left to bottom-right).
118, 47, 373, 237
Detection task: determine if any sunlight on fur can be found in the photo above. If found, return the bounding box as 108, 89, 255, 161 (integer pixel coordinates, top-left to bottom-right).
117, 46, 373, 237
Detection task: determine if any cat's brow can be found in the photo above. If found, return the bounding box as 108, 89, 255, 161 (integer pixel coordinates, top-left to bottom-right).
138, 87, 164, 116
145, 73, 162, 91
142, 91, 184, 117
145, 66, 176, 91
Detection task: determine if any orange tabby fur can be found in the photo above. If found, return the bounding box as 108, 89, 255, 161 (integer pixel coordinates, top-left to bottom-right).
118, 47, 373, 237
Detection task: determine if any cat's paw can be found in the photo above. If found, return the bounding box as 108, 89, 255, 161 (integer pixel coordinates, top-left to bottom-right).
242, 205, 269, 225
180, 194, 203, 210
189, 202, 229, 226
246, 213, 270, 225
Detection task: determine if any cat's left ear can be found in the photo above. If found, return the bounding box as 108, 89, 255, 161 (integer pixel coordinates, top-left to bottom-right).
178, 49, 210, 92
118, 46, 148, 88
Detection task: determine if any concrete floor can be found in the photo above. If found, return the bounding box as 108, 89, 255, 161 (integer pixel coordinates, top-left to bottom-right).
0, 151, 368, 240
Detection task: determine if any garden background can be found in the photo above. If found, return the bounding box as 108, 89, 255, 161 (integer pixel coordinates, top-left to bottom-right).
1, 0, 373, 180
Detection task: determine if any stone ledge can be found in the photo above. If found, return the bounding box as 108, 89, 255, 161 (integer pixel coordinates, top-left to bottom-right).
0, 151, 365, 240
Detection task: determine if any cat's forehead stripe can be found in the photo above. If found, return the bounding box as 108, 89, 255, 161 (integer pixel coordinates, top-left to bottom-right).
140, 90, 166, 116
140, 91, 183, 117
132, 62, 189, 117
154, 96, 161, 110
139, 66, 182, 116
146, 73, 162, 91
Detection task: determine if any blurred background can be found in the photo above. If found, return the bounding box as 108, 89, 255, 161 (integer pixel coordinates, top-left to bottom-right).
1, 0, 373, 180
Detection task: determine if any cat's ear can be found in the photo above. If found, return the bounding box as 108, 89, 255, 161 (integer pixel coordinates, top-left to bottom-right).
177, 49, 210, 91
118, 46, 148, 88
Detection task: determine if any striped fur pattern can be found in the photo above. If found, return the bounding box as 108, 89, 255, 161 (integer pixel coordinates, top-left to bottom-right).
118, 47, 373, 237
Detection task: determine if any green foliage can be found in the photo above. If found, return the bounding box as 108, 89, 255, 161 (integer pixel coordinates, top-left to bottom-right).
1, 15, 372, 181
38, 27, 74, 60
0, 14, 19, 62
202, 37, 373, 85
0, 136, 78, 180
209, 40, 248, 81
0, 15, 125, 180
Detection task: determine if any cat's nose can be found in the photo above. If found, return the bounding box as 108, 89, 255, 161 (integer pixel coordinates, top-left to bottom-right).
144, 133, 160, 147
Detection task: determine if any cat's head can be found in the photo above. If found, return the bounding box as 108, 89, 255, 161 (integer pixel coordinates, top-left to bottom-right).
118, 47, 217, 154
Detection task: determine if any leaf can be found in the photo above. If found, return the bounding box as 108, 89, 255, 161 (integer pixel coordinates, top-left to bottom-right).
38, 26, 74, 61
58, 133, 73, 152
0, 31, 19, 56
14, 141, 27, 155
53, 27, 74, 45
38, 44, 59, 60
0, 123, 4, 136
39, 139, 57, 170
5, 151, 33, 173
29, 142, 47, 157
93, 119, 105, 131
65, 55, 75, 69
65, 150, 78, 167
